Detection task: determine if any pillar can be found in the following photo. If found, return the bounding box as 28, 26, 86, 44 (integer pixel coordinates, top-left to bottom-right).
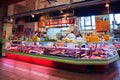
0, 7, 8, 57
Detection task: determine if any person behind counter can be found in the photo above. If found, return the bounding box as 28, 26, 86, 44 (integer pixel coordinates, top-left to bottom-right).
76, 31, 83, 41
38, 32, 48, 41
66, 31, 76, 41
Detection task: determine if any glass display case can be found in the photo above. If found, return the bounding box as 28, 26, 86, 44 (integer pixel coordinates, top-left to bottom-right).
113, 38, 120, 55
3, 40, 119, 64
2, 40, 119, 73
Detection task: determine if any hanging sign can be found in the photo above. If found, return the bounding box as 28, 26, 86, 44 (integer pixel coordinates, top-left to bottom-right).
46, 18, 76, 27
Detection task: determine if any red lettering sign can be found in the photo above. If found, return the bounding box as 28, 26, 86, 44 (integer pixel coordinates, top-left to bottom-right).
46, 18, 76, 26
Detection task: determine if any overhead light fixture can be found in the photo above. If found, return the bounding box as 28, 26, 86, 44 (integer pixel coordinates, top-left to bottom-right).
31, 14, 35, 18
8, 18, 13, 22
10, 18, 13, 22
105, 0, 109, 8
105, 3, 109, 7
105, 0, 110, 14
60, 10, 63, 14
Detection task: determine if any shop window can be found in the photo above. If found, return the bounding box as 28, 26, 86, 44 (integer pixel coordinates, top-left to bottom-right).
80, 17, 84, 27
93, 25, 95, 29
109, 14, 115, 30
82, 26, 85, 30
85, 26, 92, 30
109, 14, 114, 25
109, 13, 120, 30
92, 16, 95, 25
85, 17, 91, 25
80, 16, 95, 30
115, 14, 120, 24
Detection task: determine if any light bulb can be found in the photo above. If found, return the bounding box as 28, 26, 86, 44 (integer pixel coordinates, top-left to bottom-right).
31, 14, 35, 18
10, 18, 13, 22
60, 10, 63, 14
105, 3, 109, 7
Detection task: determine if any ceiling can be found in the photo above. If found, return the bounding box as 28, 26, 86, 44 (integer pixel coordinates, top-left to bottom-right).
17, 1, 26, 7
0, 0, 26, 8
0, 0, 57, 8
1, 0, 120, 18
1, 0, 119, 8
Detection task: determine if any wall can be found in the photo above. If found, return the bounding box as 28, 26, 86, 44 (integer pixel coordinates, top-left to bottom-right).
8, 2, 26, 15
0, 7, 8, 17
14, 4, 26, 14
26, 0, 36, 11
8, 0, 36, 15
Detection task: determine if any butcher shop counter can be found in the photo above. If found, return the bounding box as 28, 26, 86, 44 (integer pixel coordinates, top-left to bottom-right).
2, 40, 119, 73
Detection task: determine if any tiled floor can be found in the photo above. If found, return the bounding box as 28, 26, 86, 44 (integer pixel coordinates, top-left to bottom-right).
0, 58, 120, 80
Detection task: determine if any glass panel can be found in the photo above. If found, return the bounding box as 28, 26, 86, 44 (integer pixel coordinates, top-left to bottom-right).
92, 16, 95, 25
109, 14, 114, 25
85, 27, 92, 29
82, 26, 85, 30
110, 24, 113, 29
85, 16, 91, 25
93, 26, 95, 29
81, 17, 84, 26
115, 14, 120, 24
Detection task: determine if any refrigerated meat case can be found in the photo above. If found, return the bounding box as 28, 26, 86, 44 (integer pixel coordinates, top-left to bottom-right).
113, 38, 120, 55
2, 40, 119, 73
